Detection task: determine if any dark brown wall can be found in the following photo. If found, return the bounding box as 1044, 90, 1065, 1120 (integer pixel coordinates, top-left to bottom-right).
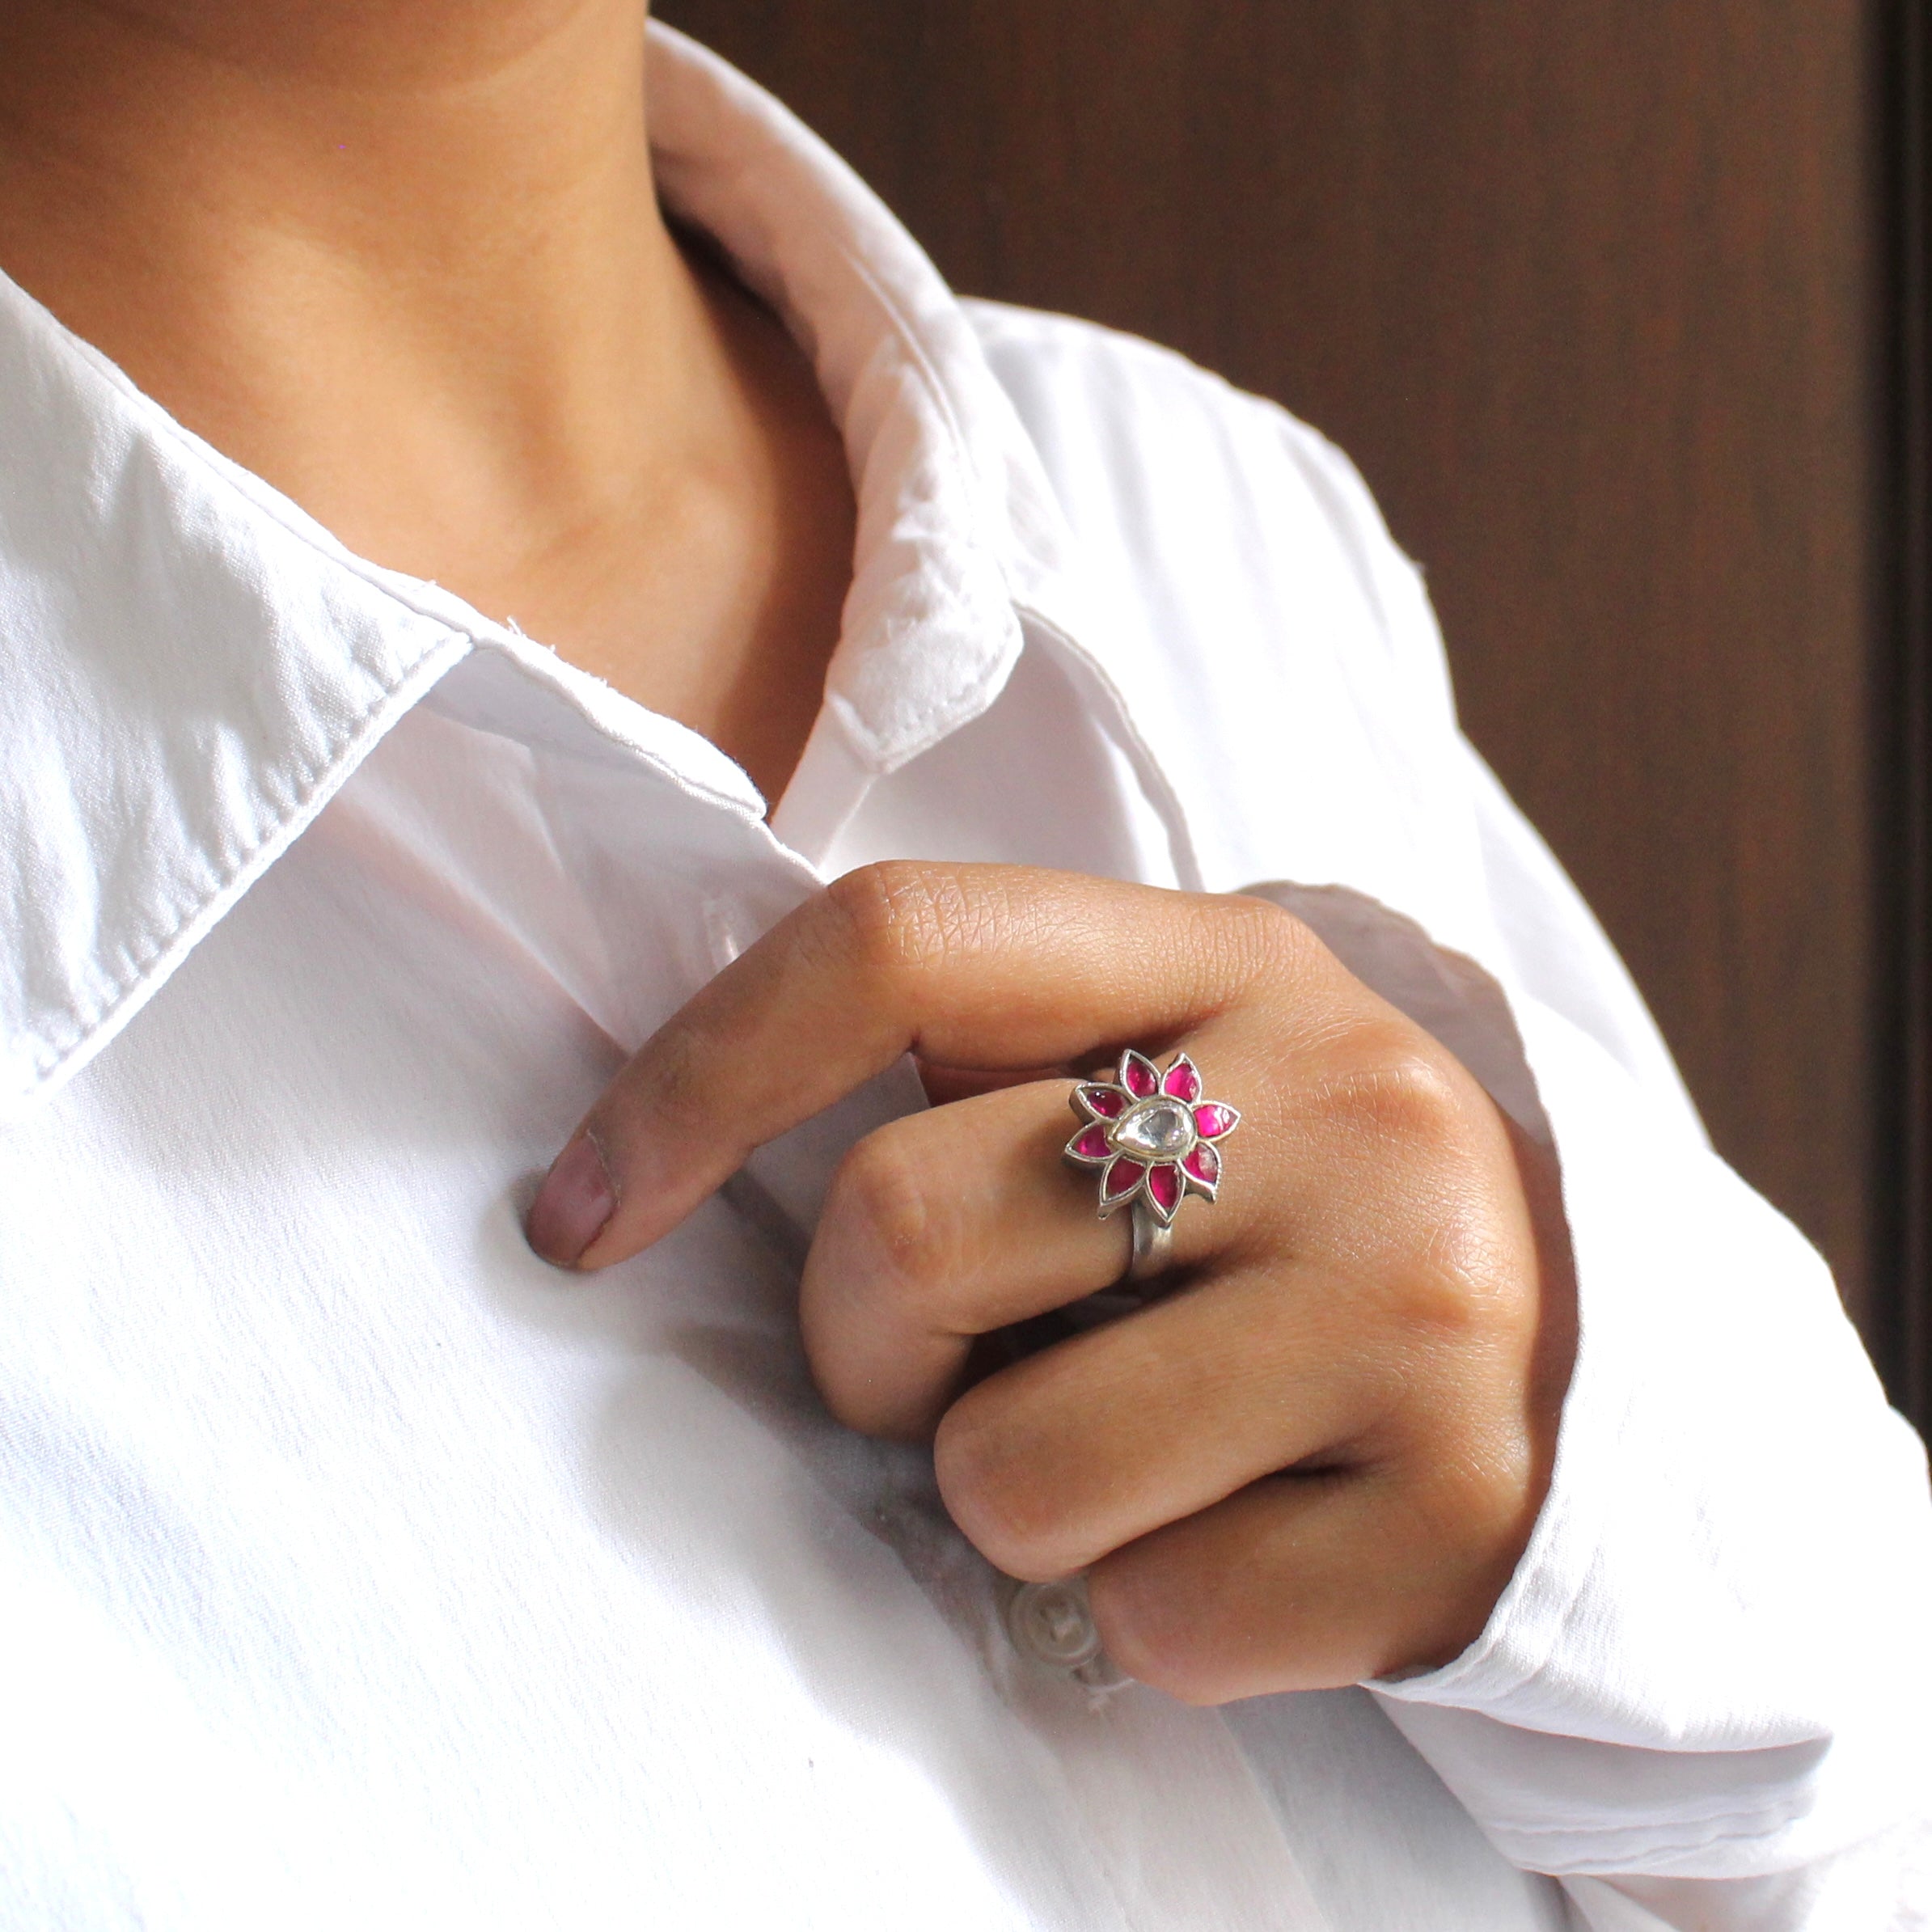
662, 4, 1899, 1346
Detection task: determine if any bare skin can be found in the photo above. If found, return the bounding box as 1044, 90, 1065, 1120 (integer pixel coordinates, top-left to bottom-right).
0, 5, 1578, 1696
530, 865, 1579, 1697
0, 0, 854, 805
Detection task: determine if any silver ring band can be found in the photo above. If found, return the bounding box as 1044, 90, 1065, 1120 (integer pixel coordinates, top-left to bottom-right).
1127, 1201, 1173, 1282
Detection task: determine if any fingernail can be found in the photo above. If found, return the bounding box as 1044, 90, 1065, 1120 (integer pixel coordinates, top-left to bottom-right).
526, 1134, 615, 1268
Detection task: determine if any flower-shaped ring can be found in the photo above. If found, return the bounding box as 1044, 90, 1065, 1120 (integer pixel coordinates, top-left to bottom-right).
1063, 1051, 1241, 1281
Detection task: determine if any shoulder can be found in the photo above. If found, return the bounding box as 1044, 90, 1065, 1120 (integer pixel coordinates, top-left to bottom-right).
962, 298, 1479, 940
974, 294, 1452, 746
966, 295, 1334, 480
962, 298, 1451, 717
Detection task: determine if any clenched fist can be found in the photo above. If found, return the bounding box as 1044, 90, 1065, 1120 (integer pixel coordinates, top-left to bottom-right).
528, 862, 1576, 1702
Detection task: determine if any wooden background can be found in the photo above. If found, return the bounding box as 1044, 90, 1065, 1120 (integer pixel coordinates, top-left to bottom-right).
660, 1, 1929, 1417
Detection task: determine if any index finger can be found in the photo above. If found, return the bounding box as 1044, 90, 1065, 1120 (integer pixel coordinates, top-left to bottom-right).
525, 860, 1299, 1270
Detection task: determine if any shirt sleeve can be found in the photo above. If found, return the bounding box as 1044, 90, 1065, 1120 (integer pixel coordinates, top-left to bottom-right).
1243, 400, 1932, 1926
1359, 735, 1932, 1928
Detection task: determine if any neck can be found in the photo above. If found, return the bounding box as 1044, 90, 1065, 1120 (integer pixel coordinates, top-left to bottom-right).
0, 3, 856, 805
0, 2, 681, 482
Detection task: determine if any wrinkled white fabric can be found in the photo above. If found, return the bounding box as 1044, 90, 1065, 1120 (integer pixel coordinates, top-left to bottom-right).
0, 22, 1926, 1932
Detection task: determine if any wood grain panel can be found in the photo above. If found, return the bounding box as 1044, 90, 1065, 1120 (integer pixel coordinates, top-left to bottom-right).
661, 2, 1897, 1352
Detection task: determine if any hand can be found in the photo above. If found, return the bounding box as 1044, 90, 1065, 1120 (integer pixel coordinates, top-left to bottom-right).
526, 863, 1576, 1702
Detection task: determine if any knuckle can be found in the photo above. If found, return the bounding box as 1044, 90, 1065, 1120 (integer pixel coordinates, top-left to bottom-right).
1214, 893, 1321, 990
1132, 1649, 1224, 1707
1400, 1425, 1540, 1579
1308, 1025, 1537, 1338
932, 1392, 1076, 1579
1391, 1266, 1492, 1344
1363, 1191, 1526, 1348
823, 1127, 962, 1313
1085, 1564, 1224, 1704
1319, 1023, 1471, 1153
823, 861, 984, 983
618, 1022, 709, 1141
1400, 1214, 1528, 1341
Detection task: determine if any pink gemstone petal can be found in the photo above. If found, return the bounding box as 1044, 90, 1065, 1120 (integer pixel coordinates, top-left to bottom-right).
1183, 1143, 1220, 1187
1103, 1156, 1146, 1203
1067, 1123, 1113, 1162
1161, 1055, 1202, 1103
1120, 1051, 1160, 1100
1076, 1084, 1127, 1119
1192, 1102, 1241, 1139
1147, 1162, 1182, 1220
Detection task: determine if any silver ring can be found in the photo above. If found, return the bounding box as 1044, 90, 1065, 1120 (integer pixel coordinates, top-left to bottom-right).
1063, 1050, 1241, 1286
1128, 1203, 1173, 1281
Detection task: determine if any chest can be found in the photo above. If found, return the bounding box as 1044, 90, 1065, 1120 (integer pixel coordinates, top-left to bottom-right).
0, 642, 1540, 1930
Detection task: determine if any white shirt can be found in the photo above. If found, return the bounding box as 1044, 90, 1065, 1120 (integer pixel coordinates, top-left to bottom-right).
2, 23, 1928, 1931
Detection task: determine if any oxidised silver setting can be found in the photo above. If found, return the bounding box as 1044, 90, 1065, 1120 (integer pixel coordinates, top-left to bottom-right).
1063, 1051, 1241, 1279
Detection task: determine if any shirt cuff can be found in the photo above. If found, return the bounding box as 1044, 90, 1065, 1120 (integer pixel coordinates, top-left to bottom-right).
1370, 993, 1932, 1879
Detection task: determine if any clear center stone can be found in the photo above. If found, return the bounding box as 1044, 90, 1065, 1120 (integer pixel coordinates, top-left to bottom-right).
1110, 1097, 1195, 1160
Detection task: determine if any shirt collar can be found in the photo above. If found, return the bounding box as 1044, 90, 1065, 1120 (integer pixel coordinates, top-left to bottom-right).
0, 22, 1111, 1123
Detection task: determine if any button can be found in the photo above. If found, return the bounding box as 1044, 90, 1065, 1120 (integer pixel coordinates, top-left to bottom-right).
1005, 1577, 1103, 1671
